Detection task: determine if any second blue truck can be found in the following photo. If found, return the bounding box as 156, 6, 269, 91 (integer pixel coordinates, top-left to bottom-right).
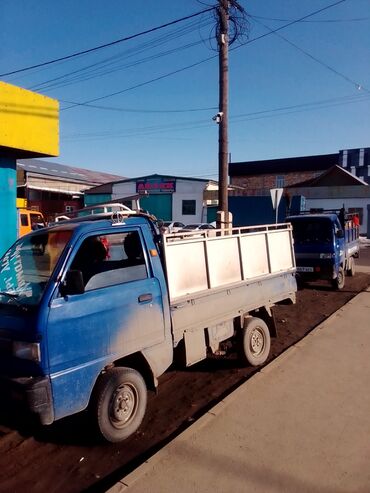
287, 209, 360, 289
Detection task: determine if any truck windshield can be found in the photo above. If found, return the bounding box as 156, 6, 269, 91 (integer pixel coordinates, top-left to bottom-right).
0, 230, 72, 307
290, 218, 333, 244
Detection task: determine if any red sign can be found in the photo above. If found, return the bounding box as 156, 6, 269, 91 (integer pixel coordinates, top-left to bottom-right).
136, 179, 176, 193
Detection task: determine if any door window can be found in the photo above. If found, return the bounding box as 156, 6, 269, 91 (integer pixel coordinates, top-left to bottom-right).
20, 214, 29, 226
69, 231, 148, 291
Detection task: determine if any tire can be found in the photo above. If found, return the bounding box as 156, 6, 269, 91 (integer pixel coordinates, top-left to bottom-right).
239, 317, 271, 367
347, 257, 356, 277
93, 367, 147, 443
332, 266, 345, 290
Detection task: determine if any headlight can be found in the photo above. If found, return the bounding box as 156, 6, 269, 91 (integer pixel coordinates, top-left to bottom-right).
320, 253, 334, 259
13, 341, 41, 362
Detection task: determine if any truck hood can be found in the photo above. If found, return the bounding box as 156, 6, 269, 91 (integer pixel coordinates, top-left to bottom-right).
0, 304, 39, 340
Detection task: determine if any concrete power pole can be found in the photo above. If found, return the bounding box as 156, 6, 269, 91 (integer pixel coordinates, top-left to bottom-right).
217, 0, 230, 229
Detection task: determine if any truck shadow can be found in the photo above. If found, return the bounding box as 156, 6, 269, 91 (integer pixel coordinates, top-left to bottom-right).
0, 403, 97, 446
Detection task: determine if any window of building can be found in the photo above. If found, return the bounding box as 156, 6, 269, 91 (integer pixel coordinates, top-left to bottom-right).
276, 176, 285, 188
182, 200, 196, 215
69, 231, 148, 292
348, 207, 363, 225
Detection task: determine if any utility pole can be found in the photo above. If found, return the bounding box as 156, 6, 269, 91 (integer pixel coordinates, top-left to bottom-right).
217, 0, 229, 229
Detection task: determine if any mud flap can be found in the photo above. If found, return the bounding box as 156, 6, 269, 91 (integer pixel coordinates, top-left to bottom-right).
184, 328, 207, 366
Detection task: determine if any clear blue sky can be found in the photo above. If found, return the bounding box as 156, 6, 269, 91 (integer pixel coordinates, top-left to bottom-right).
1, 0, 369, 179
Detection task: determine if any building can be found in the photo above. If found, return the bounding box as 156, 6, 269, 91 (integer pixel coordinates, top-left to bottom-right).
229, 153, 339, 196
85, 174, 218, 223
339, 148, 370, 184
286, 165, 370, 236
17, 159, 124, 220
229, 147, 370, 196
229, 147, 370, 236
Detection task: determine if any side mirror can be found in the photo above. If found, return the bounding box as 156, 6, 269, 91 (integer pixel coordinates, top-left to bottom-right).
60, 270, 85, 296
336, 229, 344, 239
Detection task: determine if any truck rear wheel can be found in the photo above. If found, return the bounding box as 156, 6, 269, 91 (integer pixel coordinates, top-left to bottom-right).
239, 317, 271, 366
347, 257, 355, 277
93, 367, 147, 443
332, 266, 345, 290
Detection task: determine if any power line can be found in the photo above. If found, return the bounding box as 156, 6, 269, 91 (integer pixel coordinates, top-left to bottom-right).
62, 93, 370, 142
0, 7, 214, 78
249, 13, 370, 23
254, 18, 370, 94
60, 102, 218, 114
60, 56, 217, 110
231, 0, 348, 52
30, 17, 214, 92
59, 0, 350, 112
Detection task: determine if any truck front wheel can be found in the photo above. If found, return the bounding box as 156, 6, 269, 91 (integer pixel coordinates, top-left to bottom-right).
239, 317, 271, 367
93, 367, 147, 443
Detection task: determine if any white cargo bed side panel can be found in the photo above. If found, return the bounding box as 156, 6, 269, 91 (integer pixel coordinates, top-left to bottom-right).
165, 241, 208, 299
240, 234, 269, 279
206, 236, 242, 288
268, 230, 295, 273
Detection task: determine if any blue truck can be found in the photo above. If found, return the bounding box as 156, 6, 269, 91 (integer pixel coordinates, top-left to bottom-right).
0, 212, 297, 442
286, 209, 360, 290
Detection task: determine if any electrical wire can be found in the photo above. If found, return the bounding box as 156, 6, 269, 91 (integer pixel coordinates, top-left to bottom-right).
249, 13, 370, 23
30, 17, 214, 92
253, 18, 370, 94
60, 55, 217, 111
0, 7, 214, 78
61, 93, 370, 142
59, 0, 350, 112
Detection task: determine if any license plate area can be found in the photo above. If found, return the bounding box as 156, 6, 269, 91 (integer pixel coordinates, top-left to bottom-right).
297, 266, 314, 272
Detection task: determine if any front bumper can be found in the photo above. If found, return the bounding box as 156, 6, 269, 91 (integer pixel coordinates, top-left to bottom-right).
0, 375, 54, 425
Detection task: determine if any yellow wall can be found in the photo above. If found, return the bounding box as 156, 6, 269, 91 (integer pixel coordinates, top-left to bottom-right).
0, 81, 59, 157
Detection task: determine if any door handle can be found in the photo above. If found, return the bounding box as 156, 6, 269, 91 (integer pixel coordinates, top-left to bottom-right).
138, 293, 152, 303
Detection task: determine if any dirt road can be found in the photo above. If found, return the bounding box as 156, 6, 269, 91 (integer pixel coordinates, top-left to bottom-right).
0, 272, 369, 493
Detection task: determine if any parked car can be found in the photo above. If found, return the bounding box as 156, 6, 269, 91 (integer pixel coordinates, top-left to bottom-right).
162, 221, 185, 233
180, 223, 216, 232
177, 223, 217, 238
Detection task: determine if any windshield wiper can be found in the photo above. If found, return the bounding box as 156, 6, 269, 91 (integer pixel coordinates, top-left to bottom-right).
0, 292, 28, 311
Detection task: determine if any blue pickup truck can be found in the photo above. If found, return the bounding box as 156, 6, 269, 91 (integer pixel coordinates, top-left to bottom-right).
0, 212, 297, 442
287, 210, 360, 290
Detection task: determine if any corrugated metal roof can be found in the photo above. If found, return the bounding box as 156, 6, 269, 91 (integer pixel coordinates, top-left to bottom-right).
17, 158, 124, 185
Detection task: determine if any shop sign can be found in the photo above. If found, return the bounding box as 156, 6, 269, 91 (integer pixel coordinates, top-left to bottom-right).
136, 178, 176, 193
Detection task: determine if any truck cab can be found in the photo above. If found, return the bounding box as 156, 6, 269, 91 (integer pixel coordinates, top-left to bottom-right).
17, 209, 46, 237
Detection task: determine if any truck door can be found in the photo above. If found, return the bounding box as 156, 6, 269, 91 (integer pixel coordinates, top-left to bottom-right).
46, 229, 166, 420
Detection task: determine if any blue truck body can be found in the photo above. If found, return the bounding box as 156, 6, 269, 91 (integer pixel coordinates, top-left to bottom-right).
0, 214, 297, 442
287, 211, 360, 289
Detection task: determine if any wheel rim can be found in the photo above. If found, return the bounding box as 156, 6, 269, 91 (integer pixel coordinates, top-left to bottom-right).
338, 270, 343, 285
109, 383, 139, 429
250, 327, 265, 356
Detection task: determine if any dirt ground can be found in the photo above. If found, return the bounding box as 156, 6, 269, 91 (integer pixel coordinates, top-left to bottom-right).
0, 272, 369, 493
